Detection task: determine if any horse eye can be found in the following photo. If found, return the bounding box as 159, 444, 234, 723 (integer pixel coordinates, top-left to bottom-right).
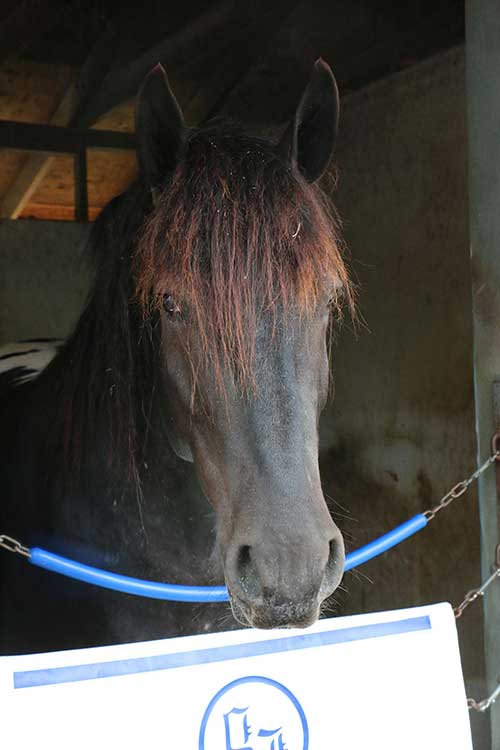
162, 294, 180, 316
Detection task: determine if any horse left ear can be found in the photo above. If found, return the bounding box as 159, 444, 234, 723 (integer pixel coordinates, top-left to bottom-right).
136, 64, 186, 189
277, 58, 339, 183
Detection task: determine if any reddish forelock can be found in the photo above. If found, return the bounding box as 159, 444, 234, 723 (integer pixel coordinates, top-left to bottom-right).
135, 127, 353, 391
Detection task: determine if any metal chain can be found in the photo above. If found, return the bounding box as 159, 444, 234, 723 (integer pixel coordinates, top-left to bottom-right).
422, 438, 500, 712
467, 682, 500, 713
0, 534, 30, 557
423, 449, 500, 521
454, 542, 500, 712
455, 545, 500, 618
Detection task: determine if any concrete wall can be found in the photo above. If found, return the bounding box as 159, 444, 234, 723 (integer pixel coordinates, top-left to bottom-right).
0, 45, 486, 743
0, 220, 90, 345
323, 46, 486, 743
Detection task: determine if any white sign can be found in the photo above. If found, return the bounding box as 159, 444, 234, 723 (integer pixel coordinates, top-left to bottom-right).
0, 603, 472, 749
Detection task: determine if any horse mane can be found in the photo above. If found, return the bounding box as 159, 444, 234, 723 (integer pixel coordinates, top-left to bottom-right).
135, 120, 353, 391
47, 119, 353, 494
47, 184, 157, 496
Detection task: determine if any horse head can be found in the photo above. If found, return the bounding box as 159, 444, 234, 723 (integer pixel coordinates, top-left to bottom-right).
134, 60, 352, 629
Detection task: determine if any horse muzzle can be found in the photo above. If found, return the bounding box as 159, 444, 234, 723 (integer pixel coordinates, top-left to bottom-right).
229, 591, 322, 629
223, 530, 345, 629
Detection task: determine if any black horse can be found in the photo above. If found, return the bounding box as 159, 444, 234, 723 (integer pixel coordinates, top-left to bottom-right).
0, 60, 353, 654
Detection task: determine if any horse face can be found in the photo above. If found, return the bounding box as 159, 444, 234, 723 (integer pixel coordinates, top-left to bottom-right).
136, 60, 347, 628
160, 300, 344, 629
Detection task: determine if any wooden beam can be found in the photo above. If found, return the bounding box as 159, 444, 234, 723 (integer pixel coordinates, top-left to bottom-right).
1, 152, 56, 219
80, 0, 234, 126
152, 0, 294, 126
0, 87, 79, 219
20, 202, 101, 221
1, 26, 116, 219
74, 148, 88, 222
68, 25, 117, 128
2, 0, 290, 221
0, 120, 135, 153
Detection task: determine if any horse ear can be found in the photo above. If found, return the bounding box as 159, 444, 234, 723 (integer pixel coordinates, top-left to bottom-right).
277, 58, 339, 183
136, 64, 186, 189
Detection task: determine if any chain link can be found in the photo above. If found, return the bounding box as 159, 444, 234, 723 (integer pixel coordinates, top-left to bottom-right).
423, 449, 500, 521
468, 681, 500, 713
454, 542, 500, 712
0, 534, 30, 557
424, 440, 500, 713
455, 545, 500, 618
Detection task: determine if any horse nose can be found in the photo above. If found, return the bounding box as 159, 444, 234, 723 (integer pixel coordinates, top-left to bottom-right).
225, 530, 345, 626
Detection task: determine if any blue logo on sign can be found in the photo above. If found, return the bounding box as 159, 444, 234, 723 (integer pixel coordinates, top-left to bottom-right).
199, 675, 309, 750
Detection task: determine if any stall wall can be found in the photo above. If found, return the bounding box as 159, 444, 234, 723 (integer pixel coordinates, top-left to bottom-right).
0, 220, 90, 345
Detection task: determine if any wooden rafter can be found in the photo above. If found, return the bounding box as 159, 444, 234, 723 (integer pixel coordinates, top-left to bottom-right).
181, 0, 296, 126
0, 87, 79, 219
1, 25, 117, 220
0, 120, 135, 152
79, 0, 236, 127
0, 0, 294, 221
74, 147, 88, 222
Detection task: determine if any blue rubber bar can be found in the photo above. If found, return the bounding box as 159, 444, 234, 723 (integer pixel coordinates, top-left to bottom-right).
29, 549, 229, 603
28, 513, 428, 603
344, 513, 428, 572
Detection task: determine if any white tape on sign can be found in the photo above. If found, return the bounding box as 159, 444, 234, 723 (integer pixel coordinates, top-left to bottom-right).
0, 603, 472, 749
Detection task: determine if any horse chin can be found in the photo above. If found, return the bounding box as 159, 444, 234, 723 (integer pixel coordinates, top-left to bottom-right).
229, 594, 320, 631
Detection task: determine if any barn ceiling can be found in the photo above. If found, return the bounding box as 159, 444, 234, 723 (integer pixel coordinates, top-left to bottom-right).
0, 0, 464, 221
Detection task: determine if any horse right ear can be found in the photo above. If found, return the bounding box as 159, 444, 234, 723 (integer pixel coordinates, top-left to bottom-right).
277, 58, 339, 183
136, 64, 186, 189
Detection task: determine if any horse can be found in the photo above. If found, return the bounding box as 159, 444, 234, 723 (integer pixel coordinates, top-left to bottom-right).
0, 59, 353, 655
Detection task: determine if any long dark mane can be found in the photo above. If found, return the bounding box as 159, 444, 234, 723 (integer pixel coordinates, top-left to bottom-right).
39, 184, 157, 500
39, 120, 352, 499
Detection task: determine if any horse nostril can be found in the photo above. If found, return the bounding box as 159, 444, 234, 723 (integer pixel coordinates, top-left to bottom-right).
236, 545, 261, 599
329, 537, 342, 566
321, 536, 345, 595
